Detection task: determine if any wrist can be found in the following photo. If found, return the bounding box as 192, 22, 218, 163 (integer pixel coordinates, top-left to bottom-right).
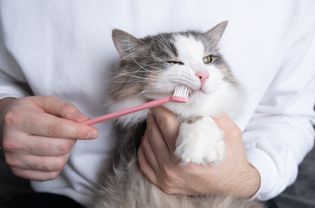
0, 97, 16, 108
0, 97, 16, 120
238, 164, 261, 198
0, 97, 16, 146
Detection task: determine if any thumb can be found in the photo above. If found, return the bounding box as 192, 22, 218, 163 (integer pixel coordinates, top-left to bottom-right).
151, 107, 179, 153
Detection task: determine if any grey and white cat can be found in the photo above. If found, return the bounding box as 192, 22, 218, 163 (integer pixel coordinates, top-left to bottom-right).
90, 21, 264, 208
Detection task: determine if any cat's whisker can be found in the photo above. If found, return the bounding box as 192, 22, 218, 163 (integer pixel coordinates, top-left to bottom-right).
120, 37, 149, 73
110, 81, 148, 83
111, 65, 161, 75
111, 74, 157, 81
110, 70, 160, 81
111, 64, 163, 80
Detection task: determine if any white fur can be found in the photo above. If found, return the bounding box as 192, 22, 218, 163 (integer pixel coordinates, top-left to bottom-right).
174, 35, 205, 65
165, 82, 240, 119
175, 116, 225, 164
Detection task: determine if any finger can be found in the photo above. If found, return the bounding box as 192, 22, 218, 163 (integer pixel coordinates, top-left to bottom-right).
6, 153, 69, 172
33, 96, 89, 122
141, 134, 160, 174
138, 145, 158, 186
212, 114, 239, 133
212, 114, 242, 141
146, 113, 172, 164
20, 111, 98, 139
11, 168, 60, 181
151, 107, 179, 153
20, 134, 76, 156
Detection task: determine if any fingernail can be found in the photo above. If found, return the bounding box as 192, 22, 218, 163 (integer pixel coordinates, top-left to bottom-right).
87, 130, 98, 139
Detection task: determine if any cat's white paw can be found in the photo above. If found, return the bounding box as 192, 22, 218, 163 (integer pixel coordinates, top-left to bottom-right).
175, 117, 225, 165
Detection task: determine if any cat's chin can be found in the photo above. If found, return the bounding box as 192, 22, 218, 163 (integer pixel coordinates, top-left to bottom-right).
164, 84, 241, 120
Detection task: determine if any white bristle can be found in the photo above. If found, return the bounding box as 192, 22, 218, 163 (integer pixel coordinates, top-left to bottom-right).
173, 85, 191, 98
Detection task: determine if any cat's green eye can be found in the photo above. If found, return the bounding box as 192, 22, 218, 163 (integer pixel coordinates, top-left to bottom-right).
203, 55, 214, 64
166, 60, 184, 65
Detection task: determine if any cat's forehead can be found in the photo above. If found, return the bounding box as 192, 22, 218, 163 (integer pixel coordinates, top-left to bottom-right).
173, 35, 205, 63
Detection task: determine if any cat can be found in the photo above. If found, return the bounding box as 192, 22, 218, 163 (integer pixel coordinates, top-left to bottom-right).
90, 21, 264, 208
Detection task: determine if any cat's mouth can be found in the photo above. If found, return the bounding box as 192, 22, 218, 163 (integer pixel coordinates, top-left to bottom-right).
143, 86, 209, 103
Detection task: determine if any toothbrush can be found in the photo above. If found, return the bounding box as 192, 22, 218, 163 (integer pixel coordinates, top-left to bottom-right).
83, 86, 190, 126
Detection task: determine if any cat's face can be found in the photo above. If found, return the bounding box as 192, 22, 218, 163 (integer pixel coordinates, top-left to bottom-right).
111, 21, 239, 118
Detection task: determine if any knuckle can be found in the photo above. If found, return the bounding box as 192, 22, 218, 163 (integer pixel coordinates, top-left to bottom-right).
2, 139, 21, 152
229, 127, 242, 138
47, 122, 63, 137
27, 116, 40, 130
60, 103, 77, 114
11, 168, 23, 177
57, 142, 73, 154
4, 154, 18, 167
3, 111, 18, 126
53, 157, 67, 171
11, 168, 30, 180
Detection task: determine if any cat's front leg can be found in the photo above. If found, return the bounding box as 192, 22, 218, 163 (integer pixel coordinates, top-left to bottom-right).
175, 116, 225, 165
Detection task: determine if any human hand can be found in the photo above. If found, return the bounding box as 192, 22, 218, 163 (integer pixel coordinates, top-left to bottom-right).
138, 107, 260, 198
0, 96, 98, 181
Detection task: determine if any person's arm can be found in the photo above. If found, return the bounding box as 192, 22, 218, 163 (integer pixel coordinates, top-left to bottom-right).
243, 8, 315, 200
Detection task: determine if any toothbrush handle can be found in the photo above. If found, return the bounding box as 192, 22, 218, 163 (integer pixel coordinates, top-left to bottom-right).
83, 96, 172, 125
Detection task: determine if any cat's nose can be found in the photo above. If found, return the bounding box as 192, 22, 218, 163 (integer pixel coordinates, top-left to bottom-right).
195, 70, 209, 87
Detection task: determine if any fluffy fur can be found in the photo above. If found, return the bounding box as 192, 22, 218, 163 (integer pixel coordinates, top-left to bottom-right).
90, 21, 264, 208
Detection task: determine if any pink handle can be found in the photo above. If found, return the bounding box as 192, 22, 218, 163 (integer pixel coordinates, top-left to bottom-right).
83, 96, 173, 125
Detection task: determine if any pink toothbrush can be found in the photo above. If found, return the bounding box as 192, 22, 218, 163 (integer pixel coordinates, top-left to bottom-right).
83, 86, 190, 125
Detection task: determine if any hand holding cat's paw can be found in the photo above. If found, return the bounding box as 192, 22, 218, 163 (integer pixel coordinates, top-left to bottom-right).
140, 110, 259, 198
175, 116, 225, 165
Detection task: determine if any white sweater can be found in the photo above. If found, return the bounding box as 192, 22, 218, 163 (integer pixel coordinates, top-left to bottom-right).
0, 0, 314, 204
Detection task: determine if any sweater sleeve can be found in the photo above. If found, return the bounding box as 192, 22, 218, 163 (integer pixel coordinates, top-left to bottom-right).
0, 19, 30, 100
244, 5, 315, 201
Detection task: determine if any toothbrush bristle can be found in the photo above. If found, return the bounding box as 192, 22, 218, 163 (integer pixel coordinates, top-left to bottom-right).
172, 86, 191, 103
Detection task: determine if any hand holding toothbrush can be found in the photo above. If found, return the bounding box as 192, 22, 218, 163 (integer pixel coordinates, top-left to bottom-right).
0, 96, 98, 181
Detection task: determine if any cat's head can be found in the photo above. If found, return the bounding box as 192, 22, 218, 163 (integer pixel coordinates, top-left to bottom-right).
110, 21, 240, 123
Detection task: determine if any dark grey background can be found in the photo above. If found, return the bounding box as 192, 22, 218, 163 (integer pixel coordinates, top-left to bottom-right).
0, 142, 314, 208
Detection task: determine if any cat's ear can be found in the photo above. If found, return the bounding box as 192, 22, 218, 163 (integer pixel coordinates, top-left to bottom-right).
112, 29, 144, 58
203, 21, 228, 45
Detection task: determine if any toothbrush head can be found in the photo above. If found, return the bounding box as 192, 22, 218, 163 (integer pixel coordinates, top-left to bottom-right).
171, 85, 191, 103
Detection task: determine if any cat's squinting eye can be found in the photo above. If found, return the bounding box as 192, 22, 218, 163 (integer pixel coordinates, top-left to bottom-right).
203, 55, 214, 64
166, 60, 184, 65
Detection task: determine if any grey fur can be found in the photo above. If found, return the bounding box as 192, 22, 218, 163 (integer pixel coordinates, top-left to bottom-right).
90, 22, 264, 208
